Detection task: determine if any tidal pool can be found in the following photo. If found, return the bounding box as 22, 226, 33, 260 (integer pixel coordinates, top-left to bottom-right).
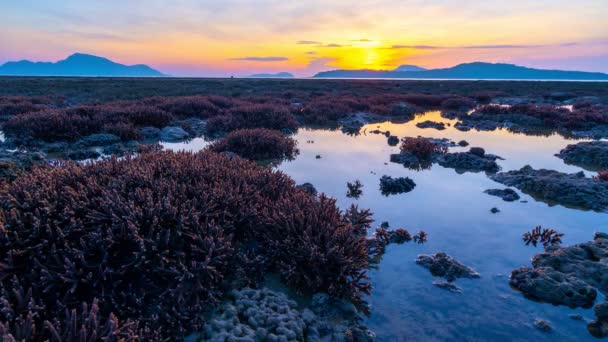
165, 111, 606, 341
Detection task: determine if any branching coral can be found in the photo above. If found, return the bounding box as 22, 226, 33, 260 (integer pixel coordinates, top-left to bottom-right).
522, 226, 564, 247
209, 128, 298, 161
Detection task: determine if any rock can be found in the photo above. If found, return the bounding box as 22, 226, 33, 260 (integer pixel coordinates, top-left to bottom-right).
297, 182, 318, 196
416, 252, 480, 282
491, 165, 608, 211
159, 126, 189, 142
457, 140, 469, 147
387, 135, 400, 146
389, 151, 428, 169
556, 141, 608, 170
379, 175, 416, 195
589, 301, 608, 338
432, 281, 463, 293
509, 233, 608, 313
140, 126, 161, 139
510, 266, 597, 308
490, 207, 500, 214
77, 133, 121, 147
534, 319, 553, 332
338, 112, 387, 132
416, 120, 446, 130
595, 302, 608, 321
469, 147, 485, 157
484, 188, 520, 202
569, 314, 584, 321
436, 149, 501, 173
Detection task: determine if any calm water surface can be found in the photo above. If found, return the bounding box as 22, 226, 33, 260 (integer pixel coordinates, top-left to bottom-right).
165, 111, 607, 341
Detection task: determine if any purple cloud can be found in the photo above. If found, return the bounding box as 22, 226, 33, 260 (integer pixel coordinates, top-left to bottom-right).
228, 56, 289, 62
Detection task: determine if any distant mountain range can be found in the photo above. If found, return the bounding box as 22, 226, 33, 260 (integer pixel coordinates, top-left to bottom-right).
247, 72, 294, 78
314, 62, 608, 80
0, 53, 166, 77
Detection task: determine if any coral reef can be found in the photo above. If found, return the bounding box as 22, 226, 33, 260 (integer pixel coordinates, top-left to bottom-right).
556, 141, 608, 171
509, 232, 608, 311
209, 128, 298, 161
416, 120, 446, 130
416, 252, 480, 282
435, 147, 502, 173
484, 188, 520, 202
0, 150, 373, 339
491, 165, 608, 211
379, 175, 416, 195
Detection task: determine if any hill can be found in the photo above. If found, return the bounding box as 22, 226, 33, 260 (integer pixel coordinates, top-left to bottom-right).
0, 53, 166, 77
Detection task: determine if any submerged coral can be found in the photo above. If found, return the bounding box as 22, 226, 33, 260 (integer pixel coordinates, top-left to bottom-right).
201, 288, 374, 341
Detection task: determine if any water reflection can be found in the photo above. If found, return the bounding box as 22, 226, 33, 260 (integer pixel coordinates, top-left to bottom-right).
164, 111, 606, 341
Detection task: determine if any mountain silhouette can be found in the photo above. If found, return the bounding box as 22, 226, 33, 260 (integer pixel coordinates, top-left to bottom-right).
0, 53, 166, 77
247, 72, 294, 78
314, 62, 608, 80
393, 65, 427, 72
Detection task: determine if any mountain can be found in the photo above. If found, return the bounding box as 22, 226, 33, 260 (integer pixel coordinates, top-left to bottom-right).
393, 64, 426, 72
314, 62, 608, 80
247, 72, 294, 78
0, 53, 166, 77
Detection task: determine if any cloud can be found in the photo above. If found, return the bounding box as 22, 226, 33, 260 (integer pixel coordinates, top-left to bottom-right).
391, 45, 441, 49
390, 43, 571, 50
297, 40, 321, 45
351, 39, 372, 42
305, 51, 317, 55
461, 44, 545, 49
228, 56, 289, 62
321, 43, 346, 48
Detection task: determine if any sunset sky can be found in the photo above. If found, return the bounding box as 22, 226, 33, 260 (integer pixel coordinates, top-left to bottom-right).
1, 0, 607, 77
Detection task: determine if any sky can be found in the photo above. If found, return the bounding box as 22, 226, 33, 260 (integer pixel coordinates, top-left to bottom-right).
1, 0, 607, 77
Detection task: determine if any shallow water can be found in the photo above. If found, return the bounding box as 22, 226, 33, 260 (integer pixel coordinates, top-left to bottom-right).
165, 111, 607, 341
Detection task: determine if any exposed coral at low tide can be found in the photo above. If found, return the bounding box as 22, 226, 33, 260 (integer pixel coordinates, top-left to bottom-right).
379, 175, 416, 195
484, 188, 520, 202
0, 150, 375, 339
416, 252, 480, 282
510, 232, 608, 320
209, 128, 298, 161
491, 165, 608, 211
556, 141, 608, 171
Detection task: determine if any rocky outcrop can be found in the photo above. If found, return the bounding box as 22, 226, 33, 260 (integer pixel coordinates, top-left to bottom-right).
416, 252, 480, 282
435, 147, 502, 173
510, 266, 597, 308
510, 232, 608, 335
556, 141, 608, 170
491, 166, 608, 211
484, 188, 520, 202
416, 120, 446, 130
